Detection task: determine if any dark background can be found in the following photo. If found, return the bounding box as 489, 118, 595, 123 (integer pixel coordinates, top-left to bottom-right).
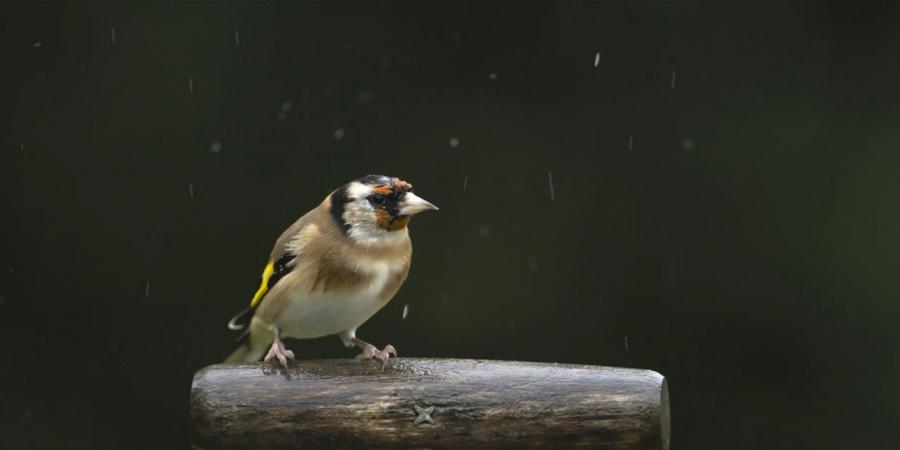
1, 1, 898, 449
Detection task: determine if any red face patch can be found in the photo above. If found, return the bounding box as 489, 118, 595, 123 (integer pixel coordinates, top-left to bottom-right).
374, 209, 411, 231
371, 184, 393, 196
367, 177, 415, 231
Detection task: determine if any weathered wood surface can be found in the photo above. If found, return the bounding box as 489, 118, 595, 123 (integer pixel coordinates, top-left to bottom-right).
191, 358, 670, 450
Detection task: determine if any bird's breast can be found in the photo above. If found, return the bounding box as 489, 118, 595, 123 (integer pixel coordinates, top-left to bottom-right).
274, 256, 409, 339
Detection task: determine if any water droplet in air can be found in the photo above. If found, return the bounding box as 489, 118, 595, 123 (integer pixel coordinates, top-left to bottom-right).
489, 73, 498, 80
449, 137, 460, 148
402, 304, 409, 320
33, 42, 42, 48
210, 141, 222, 153
547, 170, 556, 201
333, 129, 345, 140
681, 139, 695, 150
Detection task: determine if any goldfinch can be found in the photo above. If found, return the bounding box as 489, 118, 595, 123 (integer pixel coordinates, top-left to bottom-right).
224, 175, 438, 368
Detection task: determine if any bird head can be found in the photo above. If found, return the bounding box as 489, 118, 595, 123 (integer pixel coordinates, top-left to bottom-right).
329, 175, 438, 246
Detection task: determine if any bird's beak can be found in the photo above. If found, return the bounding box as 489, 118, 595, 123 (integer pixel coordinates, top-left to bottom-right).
399, 192, 439, 216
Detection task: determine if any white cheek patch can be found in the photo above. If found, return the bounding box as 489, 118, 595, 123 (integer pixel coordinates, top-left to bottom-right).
346, 181, 373, 200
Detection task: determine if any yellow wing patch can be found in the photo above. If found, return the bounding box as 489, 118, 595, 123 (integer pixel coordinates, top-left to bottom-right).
250, 261, 275, 308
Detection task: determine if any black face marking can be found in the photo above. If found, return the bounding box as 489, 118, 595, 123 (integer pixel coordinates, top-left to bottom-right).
367, 192, 404, 218
329, 185, 352, 232
268, 253, 294, 289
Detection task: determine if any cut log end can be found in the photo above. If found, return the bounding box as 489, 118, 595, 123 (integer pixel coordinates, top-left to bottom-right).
191, 358, 670, 450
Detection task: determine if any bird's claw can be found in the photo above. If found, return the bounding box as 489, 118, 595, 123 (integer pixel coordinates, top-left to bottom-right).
263, 340, 295, 370
356, 344, 397, 368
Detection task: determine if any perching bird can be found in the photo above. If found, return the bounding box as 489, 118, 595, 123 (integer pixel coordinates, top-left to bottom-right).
224, 175, 438, 368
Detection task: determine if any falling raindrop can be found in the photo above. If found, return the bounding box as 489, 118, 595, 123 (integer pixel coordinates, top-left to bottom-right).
234, 30, 241, 46
188, 78, 194, 93
210, 141, 222, 153
333, 129, 345, 140
357, 91, 374, 104
110, 28, 117, 44
449, 137, 460, 148
32, 42, 41, 48
20, 143, 24, 151
624, 336, 629, 351
489, 72, 498, 80
547, 170, 555, 201
671, 70, 677, 89
145, 280, 151, 298
478, 225, 491, 238
281, 101, 293, 111
681, 138, 695, 150
402, 304, 409, 320
627, 134, 633, 151
462, 175, 468, 191
594, 51, 601, 67
188, 182, 195, 199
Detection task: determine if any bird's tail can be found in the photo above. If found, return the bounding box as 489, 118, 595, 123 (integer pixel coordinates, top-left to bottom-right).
224, 311, 275, 364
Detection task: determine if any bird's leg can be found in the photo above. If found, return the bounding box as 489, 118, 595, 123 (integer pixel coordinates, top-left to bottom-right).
339, 330, 396, 367
353, 337, 397, 367
263, 327, 294, 369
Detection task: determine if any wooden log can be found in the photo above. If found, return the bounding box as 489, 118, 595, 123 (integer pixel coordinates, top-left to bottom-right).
190, 358, 670, 450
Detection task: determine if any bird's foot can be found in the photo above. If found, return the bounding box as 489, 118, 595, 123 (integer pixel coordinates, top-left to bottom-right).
355, 343, 397, 368
263, 337, 295, 370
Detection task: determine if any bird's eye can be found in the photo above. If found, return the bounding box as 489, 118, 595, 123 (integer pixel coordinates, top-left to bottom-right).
369, 194, 385, 205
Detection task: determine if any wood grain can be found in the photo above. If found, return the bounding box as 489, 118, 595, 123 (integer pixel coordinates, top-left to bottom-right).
190, 358, 670, 450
